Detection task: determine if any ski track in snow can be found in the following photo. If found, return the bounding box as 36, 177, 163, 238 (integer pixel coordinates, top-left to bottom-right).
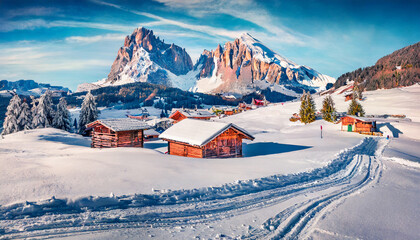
0, 137, 385, 239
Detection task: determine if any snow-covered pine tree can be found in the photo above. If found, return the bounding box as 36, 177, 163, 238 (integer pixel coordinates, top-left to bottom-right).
73, 118, 78, 133
52, 97, 71, 131
299, 91, 316, 124
321, 95, 336, 122
32, 92, 53, 128
347, 99, 365, 117
30, 96, 38, 117
2, 95, 22, 135
78, 91, 99, 135
43, 90, 55, 125
17, 99, 33, 130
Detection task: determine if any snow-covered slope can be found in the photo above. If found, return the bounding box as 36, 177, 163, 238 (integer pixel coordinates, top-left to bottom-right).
2, 84, 419, 239
192, 33, 336, 95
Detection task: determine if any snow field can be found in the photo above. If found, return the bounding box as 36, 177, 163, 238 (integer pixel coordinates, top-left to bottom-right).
0, 84, 419, 238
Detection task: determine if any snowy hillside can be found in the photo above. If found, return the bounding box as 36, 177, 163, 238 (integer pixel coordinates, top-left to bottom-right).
0, 85, 419, 239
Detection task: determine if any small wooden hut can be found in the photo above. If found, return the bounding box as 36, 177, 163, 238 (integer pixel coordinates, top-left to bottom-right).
345, 93, 353, 101
341, 115, 377, 134
169, 108, 216, 123
159, 119, 254, 158
144, 129, 160, 141
86, 118, 150, 148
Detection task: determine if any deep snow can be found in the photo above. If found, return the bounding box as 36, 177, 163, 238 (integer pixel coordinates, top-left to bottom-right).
0, 84, 419, 239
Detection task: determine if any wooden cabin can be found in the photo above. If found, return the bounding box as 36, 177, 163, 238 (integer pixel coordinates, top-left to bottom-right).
86, 118, 150, 148
169, 108, 216, 123
159, 119, 254, 158
144, 129, 160, 141
341, 115, 377, 134
345, 93, 353, 101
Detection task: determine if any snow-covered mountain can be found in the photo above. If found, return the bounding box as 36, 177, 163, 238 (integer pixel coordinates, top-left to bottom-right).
191, 33, 335, 96
78, 27, 194, 92
77, 28, 335, 96
0, 79, 70, 96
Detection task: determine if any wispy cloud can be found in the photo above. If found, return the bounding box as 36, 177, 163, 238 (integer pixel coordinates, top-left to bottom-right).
153, 0, 309, 45
4, 7, 61, 19
0, 19, 136, 33
92, 0, 244, 40
65, 33, 125, 44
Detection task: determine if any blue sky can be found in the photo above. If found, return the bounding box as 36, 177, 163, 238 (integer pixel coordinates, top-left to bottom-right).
0, 0, 419, 91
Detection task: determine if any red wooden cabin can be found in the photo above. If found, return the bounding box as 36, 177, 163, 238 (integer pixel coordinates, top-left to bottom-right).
169, 108, 216, 123
345, 93, 353, 101
144, 129, 160, 141
159, 119, 254, 158
341, 115, 377, 133
86, 118, 150, 148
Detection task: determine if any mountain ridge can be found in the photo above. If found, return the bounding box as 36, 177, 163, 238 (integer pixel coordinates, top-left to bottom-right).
334, 41, 420, 90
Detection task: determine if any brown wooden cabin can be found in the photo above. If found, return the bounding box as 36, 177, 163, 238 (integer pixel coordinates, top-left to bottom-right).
169, 108, 216, 123
159, 119, 254, 158
341, 115, 377, 133
345, 93, 353, 101
144, 129, 160, 141
86, 118, 150, 148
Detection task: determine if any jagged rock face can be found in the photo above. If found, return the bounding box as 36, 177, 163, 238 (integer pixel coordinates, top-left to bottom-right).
106, 27, 193, 86
193, 33, 335, 94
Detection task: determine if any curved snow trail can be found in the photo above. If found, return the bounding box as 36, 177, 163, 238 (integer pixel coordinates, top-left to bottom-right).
0, 138, 384, 239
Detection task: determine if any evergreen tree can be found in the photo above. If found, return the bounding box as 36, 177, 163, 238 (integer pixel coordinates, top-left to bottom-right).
73, 118, 78, 133
30, 96, 38, 117
353, 83, 363, 100
43, 90, 55, 125
32, 92, 54, 128
17, 99, 33, 130
321, 95, 336, 122
299, 91, 316, 124
52, 97, 71, 131
2, 95, 22, 135
347, 99, 365, 117
78, 91, 99, 135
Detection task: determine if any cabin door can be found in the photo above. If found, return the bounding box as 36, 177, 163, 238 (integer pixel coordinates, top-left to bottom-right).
347, 125, 352, 132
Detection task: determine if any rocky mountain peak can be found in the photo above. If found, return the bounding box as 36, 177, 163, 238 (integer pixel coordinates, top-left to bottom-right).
105, 27, 193, 87
192, 33, 335, 95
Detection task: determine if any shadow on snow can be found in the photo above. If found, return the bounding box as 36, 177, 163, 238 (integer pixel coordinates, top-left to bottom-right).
38, 132, 91, 147
243, 142, 312, 157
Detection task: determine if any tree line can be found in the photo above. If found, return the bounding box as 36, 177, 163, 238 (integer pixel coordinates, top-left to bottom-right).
2, 91, 99, 136
299, 89, 365, 124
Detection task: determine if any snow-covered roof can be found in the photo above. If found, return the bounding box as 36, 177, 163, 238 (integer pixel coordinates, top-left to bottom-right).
345, 115, 375, 122
159, 119, 254, 147
144, 129, 160, 136
87, 118, 150, 132
170, 108, 215, 118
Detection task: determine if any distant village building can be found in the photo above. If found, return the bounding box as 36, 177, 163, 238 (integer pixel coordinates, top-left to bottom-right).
341, 115, 378, 134
86, 118, 150, 148
169, 108, 216, 123
159, 119, 254, 158
344, 93, 353, 101
144, 129, 160, 141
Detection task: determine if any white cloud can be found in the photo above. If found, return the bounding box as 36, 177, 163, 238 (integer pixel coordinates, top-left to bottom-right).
4, 7, 61, 19
0, 19, 136, 33
65, 34, 126, 44
153, 0, 309, 45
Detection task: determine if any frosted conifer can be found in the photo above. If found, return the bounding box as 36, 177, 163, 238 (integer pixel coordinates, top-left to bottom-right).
2, 95, 22, 135
299, 91, 316, 124
33, 92, 54, 128
17, 99, 33, 130
78, 91, 99, 135
321, 95, 336, 122
52, 97, 71, 131
347, 99, 365, 117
